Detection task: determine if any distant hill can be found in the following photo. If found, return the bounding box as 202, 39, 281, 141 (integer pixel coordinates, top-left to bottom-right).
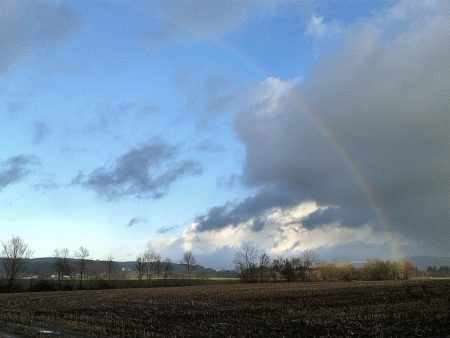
0, 257, 238, 278
406, 256, 450, 270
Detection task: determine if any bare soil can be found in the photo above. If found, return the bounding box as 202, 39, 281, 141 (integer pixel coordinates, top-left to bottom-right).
0, 280, 448, 337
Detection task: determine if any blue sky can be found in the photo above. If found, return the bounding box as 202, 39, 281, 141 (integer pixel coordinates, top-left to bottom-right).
1, 0, 449, 269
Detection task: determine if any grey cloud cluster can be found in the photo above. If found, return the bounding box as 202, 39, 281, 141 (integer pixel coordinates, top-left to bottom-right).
194, 2, 450, 255
0, 155, 39, 190
194, 189, 297, 232
75, 142, 202, 200
0, 0, 77, 71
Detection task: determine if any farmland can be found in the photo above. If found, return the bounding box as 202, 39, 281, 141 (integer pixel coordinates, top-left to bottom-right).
0, 280, 448, 337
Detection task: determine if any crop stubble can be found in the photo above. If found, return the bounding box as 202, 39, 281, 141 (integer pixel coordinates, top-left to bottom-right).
0, 280, 448, 337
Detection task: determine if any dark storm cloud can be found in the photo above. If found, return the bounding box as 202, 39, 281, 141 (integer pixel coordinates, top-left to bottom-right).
194, 190, 297, 232
127, 217, 148, 228
301, 206, 376, 230
0, 0, 78, 71
193, 2, 450, 254
302, 207, 340, 229
74, 141, 202, 200
0, 155, 39, 189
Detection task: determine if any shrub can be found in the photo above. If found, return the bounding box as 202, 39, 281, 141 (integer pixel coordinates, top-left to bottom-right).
29, 280, 57, 292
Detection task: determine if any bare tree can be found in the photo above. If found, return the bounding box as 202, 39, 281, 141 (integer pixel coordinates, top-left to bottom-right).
234, 244, 257, 283
1, 236, 32, 290
258, 253, 271, 282
181, 251, 196, 280
302, 250, 319, 281
143, 249, 154, 280
54, 248, 71, 289
106, 255, 117, 280
162, 257, 173, 279
291, 257, 305, 281
135, 254, 145, 280
75, 247, 89, 289
153, 254, 162, 279
271, 257, 284, 282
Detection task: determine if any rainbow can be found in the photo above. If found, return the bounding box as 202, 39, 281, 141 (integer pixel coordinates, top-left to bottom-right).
175, 27, 404, 259
291, 97, 404, 260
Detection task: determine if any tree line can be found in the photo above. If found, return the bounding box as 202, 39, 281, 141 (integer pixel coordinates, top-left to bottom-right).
134, 250, 196, 281
426, 265, 450, 277
0, 237, 95, 291
1, 236, 423, 292
233, 244, 417, 282
0, 236, 199, 291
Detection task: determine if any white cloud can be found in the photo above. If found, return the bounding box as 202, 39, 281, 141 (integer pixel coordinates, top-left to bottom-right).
305, 13, 342, 42
306, 14, 326, 38
148, 202, 393, 268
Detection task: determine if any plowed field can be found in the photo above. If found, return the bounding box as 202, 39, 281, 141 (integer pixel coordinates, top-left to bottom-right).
0, 280, 448, 337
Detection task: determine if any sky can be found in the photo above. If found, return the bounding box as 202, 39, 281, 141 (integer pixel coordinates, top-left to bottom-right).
0, 0, 449, 269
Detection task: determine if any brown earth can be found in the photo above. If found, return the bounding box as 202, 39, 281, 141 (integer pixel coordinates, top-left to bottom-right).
0, 279, 448, 337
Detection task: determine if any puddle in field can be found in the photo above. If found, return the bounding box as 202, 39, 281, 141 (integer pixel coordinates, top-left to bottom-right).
39, 330, 55, 334
0, 324, 59, 337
